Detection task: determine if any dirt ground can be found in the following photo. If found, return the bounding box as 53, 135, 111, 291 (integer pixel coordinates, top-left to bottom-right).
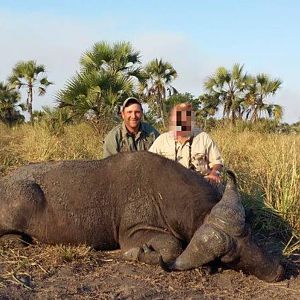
0, 238, 299, 300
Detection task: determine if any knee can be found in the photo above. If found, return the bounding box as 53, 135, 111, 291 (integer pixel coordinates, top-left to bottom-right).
149, 236, 183, 262
7, 180, 45, 230
160, 244, 182, 262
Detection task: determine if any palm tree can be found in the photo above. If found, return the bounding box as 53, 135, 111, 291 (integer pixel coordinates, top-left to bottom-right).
33, 106, 73, 136
204, 64, 252, 123
0, 82, 25, 126
57, 70, 134, 121
80, 41, 142, 78
198, 93, 221, 117
165, 93, 200, 113
141, 58, 178, 126
57, 41, 142, 123
8, 60, 53, 124
272, 104, 283, 124
246, 73, 282, 122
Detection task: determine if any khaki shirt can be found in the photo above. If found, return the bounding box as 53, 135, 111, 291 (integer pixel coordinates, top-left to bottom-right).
103, 122, 159, 158
149, 130, 223, 174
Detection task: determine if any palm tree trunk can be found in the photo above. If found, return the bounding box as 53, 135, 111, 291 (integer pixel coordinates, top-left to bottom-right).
251, 107, 258, 122
28, 86, 33, 125
158, 95, 165, 127
7, 109, 13, 128
231, 109, 236, 125
160, 105, 165, 127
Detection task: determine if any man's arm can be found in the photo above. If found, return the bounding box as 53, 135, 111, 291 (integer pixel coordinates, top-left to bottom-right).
153, 128, 160, 139
203, 133, 223, 183
148, 135, 162, 154
146, 126, 160, 151
102, 132, 119, 158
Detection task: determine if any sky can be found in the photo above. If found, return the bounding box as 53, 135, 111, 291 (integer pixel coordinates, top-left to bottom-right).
0, 0, 299, 123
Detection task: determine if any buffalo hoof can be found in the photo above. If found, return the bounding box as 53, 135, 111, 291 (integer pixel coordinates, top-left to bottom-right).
269, 263, 285, 282
160, 257, 215, 276
159, 256, 174, 272
159, 255, 215, 275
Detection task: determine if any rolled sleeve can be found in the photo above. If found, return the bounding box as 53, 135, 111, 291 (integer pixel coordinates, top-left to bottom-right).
205, 134, 223, 168
148, 136, 161, 154
103, 132, 119, 158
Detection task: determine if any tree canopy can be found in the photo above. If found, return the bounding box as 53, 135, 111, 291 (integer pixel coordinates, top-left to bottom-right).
57, 41, 143, 122
2, 41, 286, 130
203, 64, 282, 124
0, 82, 24, 126
8, 60, 53, 124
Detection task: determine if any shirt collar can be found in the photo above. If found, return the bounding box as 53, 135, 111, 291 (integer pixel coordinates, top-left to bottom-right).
168, 127, 201, 140
122, 121, 143, 138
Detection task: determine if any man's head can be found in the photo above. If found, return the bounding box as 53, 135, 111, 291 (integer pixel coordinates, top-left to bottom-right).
169, 103, 194, 138
121, 97, 143, 133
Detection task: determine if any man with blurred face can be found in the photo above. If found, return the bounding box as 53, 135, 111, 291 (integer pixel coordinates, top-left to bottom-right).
103, 97, 159, 158
149, 103, 223, 183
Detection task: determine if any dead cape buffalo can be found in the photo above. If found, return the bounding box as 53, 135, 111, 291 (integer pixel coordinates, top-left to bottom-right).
0, 151, 284, 282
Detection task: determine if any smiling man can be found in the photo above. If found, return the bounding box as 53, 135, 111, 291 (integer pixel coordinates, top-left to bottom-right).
103, 97, 159, 158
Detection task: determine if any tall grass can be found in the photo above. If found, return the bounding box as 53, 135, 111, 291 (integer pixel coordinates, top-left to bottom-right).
212, 127, 300, 253
0, 122, 104, 176
0, 124, 26, 173
0, 122, 299, 253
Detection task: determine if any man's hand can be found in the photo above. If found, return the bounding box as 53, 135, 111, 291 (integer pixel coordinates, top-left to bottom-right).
205, 172, 221, 184
205, 165, 222, 184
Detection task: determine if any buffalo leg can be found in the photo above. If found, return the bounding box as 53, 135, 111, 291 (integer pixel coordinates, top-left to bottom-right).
122, 232, 183, 265
0, 180, 45, 238
169, 223, 234, 270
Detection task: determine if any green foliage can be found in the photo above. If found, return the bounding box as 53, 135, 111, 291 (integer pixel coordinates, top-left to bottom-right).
57, 41, 142, 127
164, 93, 200, 113
1, 42, 285, 132
140, 58, 177, 126
203, 64, 282, 124
245, 73, 282, 122
57, 70, 133, 121
33, 106, 74, 136
289, 121, 300, 133
144, 93, 199, 128
0, 82, 25, 127
204, 63, 252, 122
80, 41, 141, 74
198, 93, 220, 117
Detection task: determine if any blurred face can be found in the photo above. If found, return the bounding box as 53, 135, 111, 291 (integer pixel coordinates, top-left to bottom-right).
121, 103, 143, 133
169, 104, 194, 138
